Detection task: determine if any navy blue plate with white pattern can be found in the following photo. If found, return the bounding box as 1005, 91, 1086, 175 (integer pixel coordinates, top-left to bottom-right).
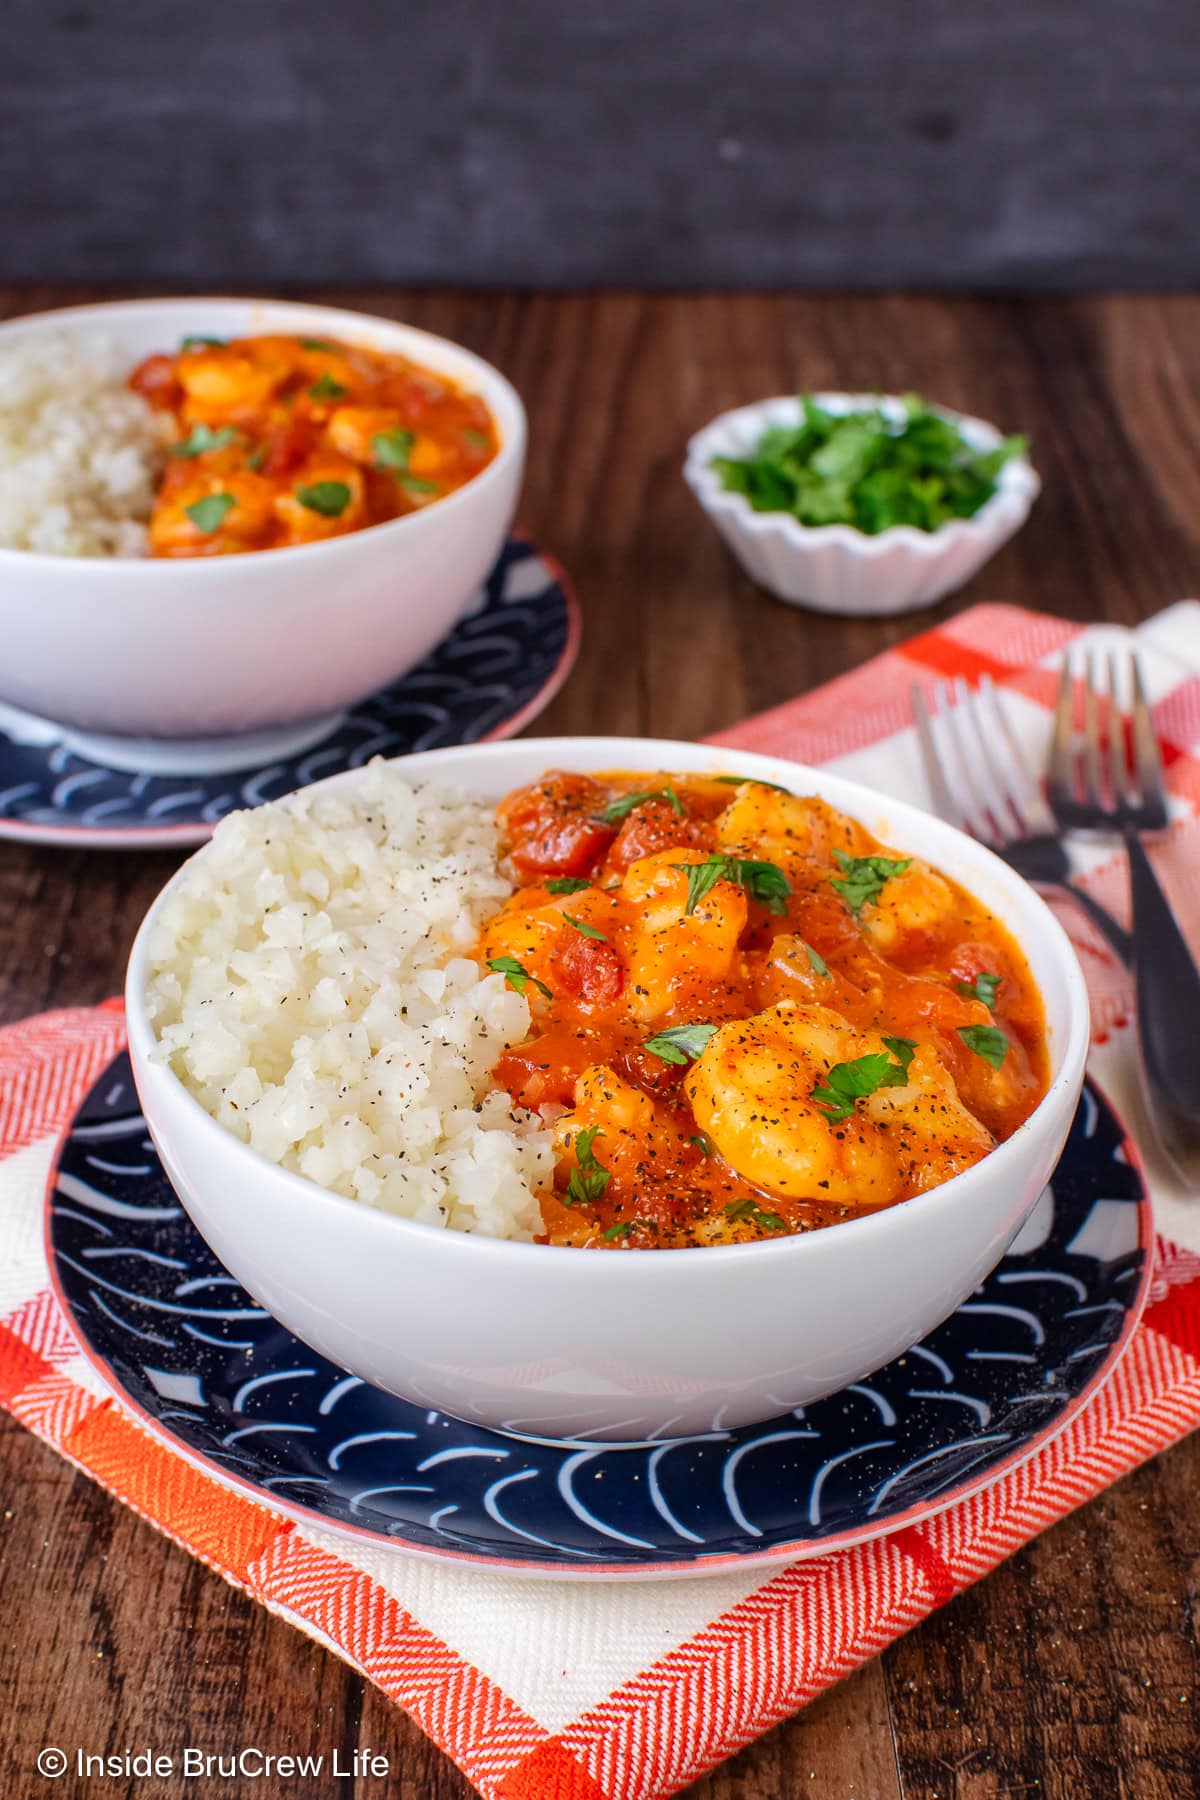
48, 1059, 1149, 1578
0, 535, 577, 849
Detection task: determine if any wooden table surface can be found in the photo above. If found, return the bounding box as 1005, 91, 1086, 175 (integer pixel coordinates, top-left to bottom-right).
2, 289, 1198, 1799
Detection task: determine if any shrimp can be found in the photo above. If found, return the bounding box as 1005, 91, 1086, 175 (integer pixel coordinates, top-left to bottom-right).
619, 849, 747, 1021
686, 1001, 994, 1208
859, 859, 957, 954
715, 786, 873, 873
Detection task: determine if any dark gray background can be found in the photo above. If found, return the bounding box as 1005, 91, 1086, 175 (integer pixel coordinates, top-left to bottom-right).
7, 0, 1198, 288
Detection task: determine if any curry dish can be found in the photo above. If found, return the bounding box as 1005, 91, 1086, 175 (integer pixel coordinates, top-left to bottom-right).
479, 772, 1050, 1248
129, 334, 498, 556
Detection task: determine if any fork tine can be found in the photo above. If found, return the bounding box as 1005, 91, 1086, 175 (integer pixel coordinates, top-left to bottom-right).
911, 684, 965, 831
977, 674, 1057, 836
1129, 650, 1170, 827
940, 677, 1002, 845
1081, 649, 1107, 809
960, 679, 1024, 839
1047, 654, 1076, 813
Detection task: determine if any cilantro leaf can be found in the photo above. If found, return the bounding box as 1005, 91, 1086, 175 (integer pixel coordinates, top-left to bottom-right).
724, 1198, 786, 1232
180, 334, 225, 350
401, 475, 440, 496
372, 427, 416, 470
308, 372, 348, 401
956, 971, 1002, 1009
674, 854, 791, 917
689, 1132, 714, 1156
545, 876, 591, 896
712, 774, 793, 794
958, 1024, 1009, 1068
565, 1125, 611, 1207
602, 1220, 633, 1241
643, 1022, 718, 1065
563, 914, 606, 941
299, 337, 334, 350
185, 492, 235, 533
246, 444, 267, 470
804, 942, 830, 976
830, 850, 912, 915
170, 422, 238, 459
295, 480, 351, 517
486, 955, 551, 1000
597, 787, 685, 825
811, 1037, 916, 1124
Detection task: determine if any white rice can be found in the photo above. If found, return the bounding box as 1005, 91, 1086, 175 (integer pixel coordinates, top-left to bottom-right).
0, 331, 169, 556
145, 765, 556, 1239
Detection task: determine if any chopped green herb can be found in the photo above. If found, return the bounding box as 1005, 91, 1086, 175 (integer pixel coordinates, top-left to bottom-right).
643, 1022, 718, 1065
563, 914, 606, 941
958, 1023, 1009, 1068
170, 422, 238, 459
689, 1132, 714, 1156
956, 971, 1003, 1009
804, 943, 830, 977
299, 337, 334, 350
486, 955, 551, 1000
308, 371, 348, 401
463, 428, 491, 448
180, 334, 225, 350
295, 480, 351, 517
674, 854, 791, 917
185, 492, 235, 533
811, 1036, 916, 1124
545, 876, 591, 896
401, 474, 440, 496
565, 1125, 611, 1207
372, 427, 416, 470
712, 774, 793, 794
597, 787, 685, 825
724, 1198, 786, 1232
602, 1220, 634, 1241
246, 444, 267, 470
710, 393, 1027, 536
830, 850, 912, 916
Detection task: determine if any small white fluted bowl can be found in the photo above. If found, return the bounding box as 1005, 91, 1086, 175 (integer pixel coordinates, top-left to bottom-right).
685, 393, 1040, 617
0, 298, 526, 739
126, 736, 1089, 1443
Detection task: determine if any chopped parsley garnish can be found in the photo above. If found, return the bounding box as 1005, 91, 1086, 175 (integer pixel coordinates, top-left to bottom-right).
674, 854, 791, 917
811, 1036, 916, 1124
185, 492, 235, 533
804, 942, 830, 976
958, 1023, 1009, 1068
830, 850, 912, 915
170, 422, 238, 459
563, 914, 606, 941
565, 1125, 611, 1207
308, 372, 348, 401
246, 444, 267, 470
463, 428, 491, 448
295, 480, 351, 517
299, 337, 334, 350
712, 774, 793, 794
401, 474, 440, 496
724, 1198, 786, 1232
602, 1220, 633, 1241
643, 1022, 718, 1065
956, 971, 1002, 1009
710, 393, 1027, 535
689, 1132, 714, 1156
486, 955, 551, 1000
372, 427, 416, 470
545, 876, 591, 896
597, 787, 685, 825
180, 334, 225, 350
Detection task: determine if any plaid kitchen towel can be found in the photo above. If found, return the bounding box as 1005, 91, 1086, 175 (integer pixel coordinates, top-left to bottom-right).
2, 601, 1199, 1800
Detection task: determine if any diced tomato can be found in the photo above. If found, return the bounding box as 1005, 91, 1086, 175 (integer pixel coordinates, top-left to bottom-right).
128, 353, 182, 411
606, 798, 715, 874
550, 926, 625, 1005
492, 1031, 598, 1109
259, 415, 322, 478
497, 774, 616, 880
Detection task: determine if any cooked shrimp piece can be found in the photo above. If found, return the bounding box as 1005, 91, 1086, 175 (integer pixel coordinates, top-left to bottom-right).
686, 1002, 993, 1208
620, 849, 748, 1021
859, 859, 956, 954
176, 347, 289, 417
326, 405, 409, 464
554, 1063, 683, 1186
716, 787, 873, 871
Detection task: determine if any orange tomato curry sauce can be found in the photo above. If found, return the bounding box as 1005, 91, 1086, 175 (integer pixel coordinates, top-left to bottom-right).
129, 334, 498, 556
479, 772, 1049, 1249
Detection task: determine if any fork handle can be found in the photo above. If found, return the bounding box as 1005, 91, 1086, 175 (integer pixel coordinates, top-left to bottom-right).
1126, 831, 1200, 1184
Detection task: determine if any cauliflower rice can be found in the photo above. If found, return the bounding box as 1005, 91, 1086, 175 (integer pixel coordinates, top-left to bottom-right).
0, 331, 168, 556
145, 766, 556, 1239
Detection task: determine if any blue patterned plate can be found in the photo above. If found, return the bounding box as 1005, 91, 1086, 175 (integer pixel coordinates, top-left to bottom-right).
0, 535, 578, 849
47, 1058, 1149, 1580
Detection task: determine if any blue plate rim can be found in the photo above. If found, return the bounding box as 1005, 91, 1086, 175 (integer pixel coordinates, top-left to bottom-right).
42, 1062, 1154, 1581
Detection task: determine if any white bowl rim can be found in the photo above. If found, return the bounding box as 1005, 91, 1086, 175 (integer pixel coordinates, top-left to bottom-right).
0, 295, 527, 575
685, 391, 1040, 556
126, 734, 1091, 1274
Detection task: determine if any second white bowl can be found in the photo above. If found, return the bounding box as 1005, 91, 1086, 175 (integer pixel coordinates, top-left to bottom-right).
685, 393, 1040, 617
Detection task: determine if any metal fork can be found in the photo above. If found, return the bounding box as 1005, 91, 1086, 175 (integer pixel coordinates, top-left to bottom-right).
1048, 646, 1200, 1183
911, 675, 1132, 964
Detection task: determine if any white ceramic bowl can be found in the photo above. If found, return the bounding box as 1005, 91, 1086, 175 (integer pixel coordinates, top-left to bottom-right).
685, 393, 1040, 617
0, 298, 526, 739
126, 736, 1089, 1442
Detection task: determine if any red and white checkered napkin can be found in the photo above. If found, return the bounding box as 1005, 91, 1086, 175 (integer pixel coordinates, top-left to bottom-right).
4, 602, 1200, 1800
